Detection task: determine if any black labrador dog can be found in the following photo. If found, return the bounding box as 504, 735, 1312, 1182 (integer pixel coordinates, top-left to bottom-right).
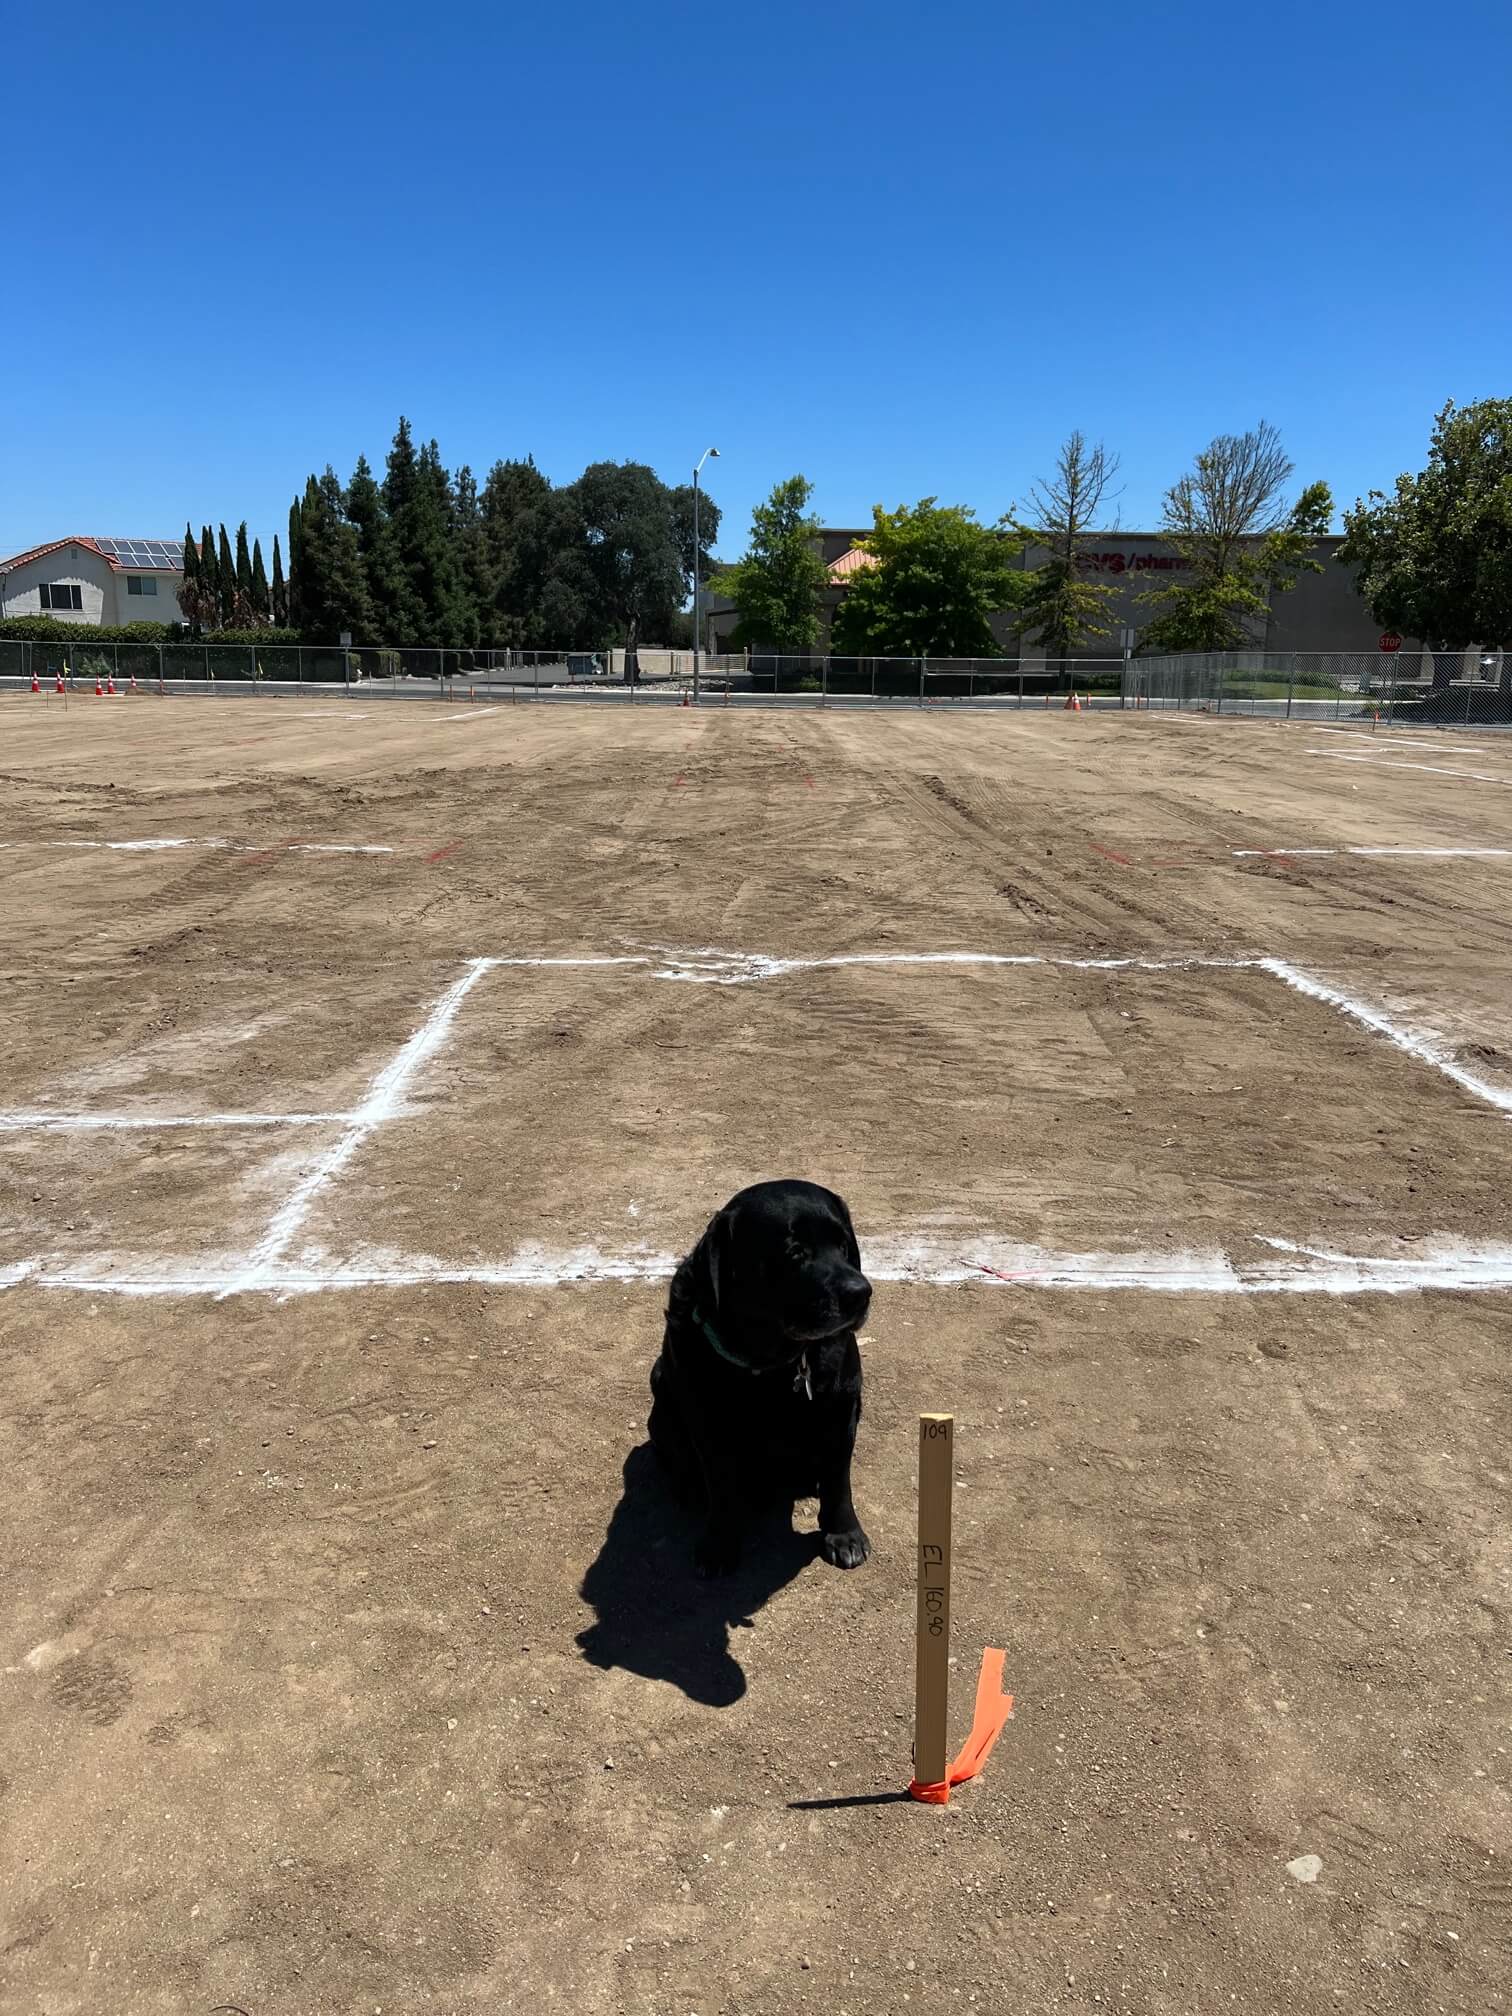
648, 1179, 872, 1577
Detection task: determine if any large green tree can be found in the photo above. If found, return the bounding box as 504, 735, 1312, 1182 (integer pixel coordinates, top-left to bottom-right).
1138, 422, 1332, 652
347, 450, 415, 642
829, 499, 1025, 658
481, 456, 558, 644
1339, 398, 1512, 650
451, 464, 493, 644
380, 420, 470, 643
292, 470, 375, 642
1014, 432, 1121, 665
715, 474, 827, 651
566, 461, 695, 671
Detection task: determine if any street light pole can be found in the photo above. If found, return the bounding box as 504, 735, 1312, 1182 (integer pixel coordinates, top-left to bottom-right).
692, 446, 718, 705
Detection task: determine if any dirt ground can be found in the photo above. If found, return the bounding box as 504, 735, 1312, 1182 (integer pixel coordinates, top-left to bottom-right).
1, 694, 1509, 2014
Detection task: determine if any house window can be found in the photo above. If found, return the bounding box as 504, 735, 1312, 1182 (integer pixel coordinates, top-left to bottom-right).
39, 583, 84, 611
126, 575, 158, 597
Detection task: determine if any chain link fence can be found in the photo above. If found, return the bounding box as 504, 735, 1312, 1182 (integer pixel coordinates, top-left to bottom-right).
0, 641, 1127, 707
1126, 649, 1512, 727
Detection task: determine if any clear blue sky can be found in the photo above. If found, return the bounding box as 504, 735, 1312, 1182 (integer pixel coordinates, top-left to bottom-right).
5, 0, 1508, 561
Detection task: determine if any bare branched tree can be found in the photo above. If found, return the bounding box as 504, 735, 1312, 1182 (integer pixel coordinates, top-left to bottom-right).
1141, 420, 1332, 653
1160, 419, 1295, 571
1013, 432, 1123, 666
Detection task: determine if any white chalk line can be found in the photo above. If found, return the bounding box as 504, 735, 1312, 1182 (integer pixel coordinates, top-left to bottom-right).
13, 1232, 1512, 1299
9, 946, 1512, 1301
431, 709, 497, 724
0, 838, 394, 855
1306, 750, 1512, 787
5, 945, 1508, 1141
219, 958, 501, 1298
620, 944, 1246, 987
1257, 957, 1512, 1118
1233, 846, 1512, 861
1308, 727, 1491, 756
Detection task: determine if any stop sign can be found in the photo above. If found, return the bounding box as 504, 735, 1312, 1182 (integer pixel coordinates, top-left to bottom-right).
1379, 632, 1403, 653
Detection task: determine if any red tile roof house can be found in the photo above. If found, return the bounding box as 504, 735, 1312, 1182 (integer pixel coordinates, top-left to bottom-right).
0, 538, 185, 626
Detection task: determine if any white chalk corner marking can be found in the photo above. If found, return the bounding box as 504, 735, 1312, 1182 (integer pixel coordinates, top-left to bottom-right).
7, 948, 1512, 1299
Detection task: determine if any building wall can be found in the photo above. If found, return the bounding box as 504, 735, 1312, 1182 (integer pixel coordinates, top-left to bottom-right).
0, 545, 115, 624
109, 569, 183, 624
0, 547, 185, 626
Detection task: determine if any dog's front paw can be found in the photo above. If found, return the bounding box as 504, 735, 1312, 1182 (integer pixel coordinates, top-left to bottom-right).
820, 1524, 871, 1570
695, 1525, 743, 1578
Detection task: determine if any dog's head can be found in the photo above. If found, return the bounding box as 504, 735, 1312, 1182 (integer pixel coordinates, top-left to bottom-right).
699, 1179, 871, 1368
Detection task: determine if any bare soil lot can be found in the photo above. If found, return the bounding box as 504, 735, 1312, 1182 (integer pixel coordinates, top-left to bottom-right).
1, 696, 1509, 2013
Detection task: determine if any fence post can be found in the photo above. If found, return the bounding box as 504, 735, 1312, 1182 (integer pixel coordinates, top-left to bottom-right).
1286, 654, 1296, 720
918, 657, 925, 709
821, 655, 828, 708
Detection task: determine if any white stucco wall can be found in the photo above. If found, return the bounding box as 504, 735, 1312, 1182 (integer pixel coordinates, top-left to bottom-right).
0, 546, 185, 625
0, 545, 114, 624
109, 570, 184, 624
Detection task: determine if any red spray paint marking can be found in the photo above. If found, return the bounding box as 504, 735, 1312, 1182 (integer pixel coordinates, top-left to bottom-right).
425, 839, 464, 864
1090, 842, 1133, 866
674, 773, 686, 788
972, 1261, 1040, 1285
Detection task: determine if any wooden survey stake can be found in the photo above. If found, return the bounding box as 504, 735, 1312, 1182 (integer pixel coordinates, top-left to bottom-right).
913, 1412, 955, 1790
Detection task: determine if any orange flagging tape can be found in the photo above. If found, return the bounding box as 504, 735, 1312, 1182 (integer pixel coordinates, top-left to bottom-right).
908, 1647, 1014, 1805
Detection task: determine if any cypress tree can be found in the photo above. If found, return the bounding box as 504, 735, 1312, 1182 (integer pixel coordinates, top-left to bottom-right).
217, 525, 236, 629
235, 521, 254, 623
200, 523, 220, 624
251, 538, 271, 624
287, 498, 304, 631
271, 534, 288, 627
178, 519, 202, 631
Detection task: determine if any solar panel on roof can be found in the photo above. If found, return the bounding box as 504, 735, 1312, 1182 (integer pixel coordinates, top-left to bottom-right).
94, 537, 183, 568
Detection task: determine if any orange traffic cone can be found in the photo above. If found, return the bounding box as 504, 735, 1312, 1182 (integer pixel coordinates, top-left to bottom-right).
94, 674, 104, 696
30, 671, 40, 693
129, 673, 138, 693
1064, 689, 1081, 712
54, 672, 65, 694
106, 674, 117, 696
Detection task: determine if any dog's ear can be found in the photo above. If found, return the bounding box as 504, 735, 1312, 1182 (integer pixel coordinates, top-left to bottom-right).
830, 1191, 861, 1270
703, 1203, 738, 1316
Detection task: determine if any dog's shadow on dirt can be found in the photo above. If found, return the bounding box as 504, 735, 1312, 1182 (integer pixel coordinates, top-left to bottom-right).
576, 1443, 817, 1706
